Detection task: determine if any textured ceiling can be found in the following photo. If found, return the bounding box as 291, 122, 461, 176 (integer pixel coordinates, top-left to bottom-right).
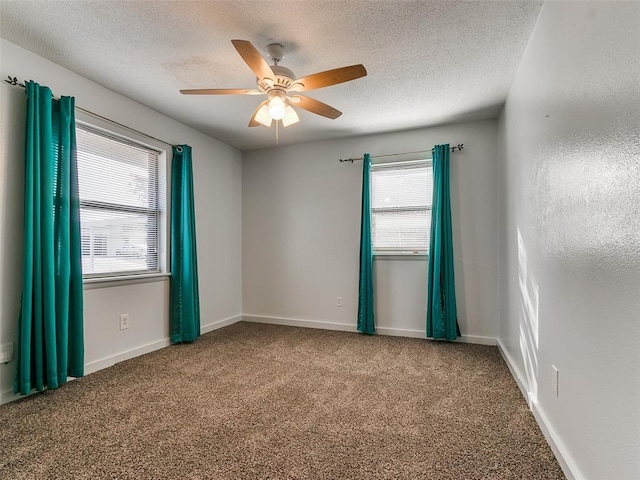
0, 0, 543, 150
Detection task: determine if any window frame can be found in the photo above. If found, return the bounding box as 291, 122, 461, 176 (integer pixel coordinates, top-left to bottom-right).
370, 158, 433, 258
74, 118, 169, 283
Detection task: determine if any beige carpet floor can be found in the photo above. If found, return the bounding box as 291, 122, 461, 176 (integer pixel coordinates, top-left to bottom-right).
0, 322, 564, 479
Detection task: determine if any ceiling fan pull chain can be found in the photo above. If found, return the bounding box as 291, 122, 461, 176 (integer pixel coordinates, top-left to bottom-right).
276, 119, 279, 144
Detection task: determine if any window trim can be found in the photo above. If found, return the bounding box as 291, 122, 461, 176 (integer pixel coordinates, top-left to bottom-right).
83, 272, 170, 290
75, 117, 168, 283
370, 158, 433, 257
374, 253, 429, 260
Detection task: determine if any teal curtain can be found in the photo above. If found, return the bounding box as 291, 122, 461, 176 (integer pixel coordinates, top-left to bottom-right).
15, 81, 84, 395
357, 153, 375, 334
170, 145, 200, 343
427, 144, 460, 340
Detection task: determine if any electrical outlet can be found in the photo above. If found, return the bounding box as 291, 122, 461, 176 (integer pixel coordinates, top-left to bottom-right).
552, 365, 559, 396
336, 296, 343, 307
119, 313, 130, 330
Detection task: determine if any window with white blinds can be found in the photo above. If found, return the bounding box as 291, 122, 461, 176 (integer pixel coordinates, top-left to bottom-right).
370, 160, 433, 254
76, 124, 162, 278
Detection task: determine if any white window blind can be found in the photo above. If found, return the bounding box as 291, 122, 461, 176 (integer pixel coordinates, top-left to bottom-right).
371, 161, 433, 254
76, 124, 161, 278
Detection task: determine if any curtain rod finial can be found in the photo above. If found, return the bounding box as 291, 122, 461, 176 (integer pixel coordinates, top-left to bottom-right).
5, 76, 24, 87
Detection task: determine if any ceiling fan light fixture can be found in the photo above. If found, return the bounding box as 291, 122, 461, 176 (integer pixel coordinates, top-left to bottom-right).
282, 106, 300, 127
267, 95, 286, 120
255, 105, 273, 127
179, 40, 367, 135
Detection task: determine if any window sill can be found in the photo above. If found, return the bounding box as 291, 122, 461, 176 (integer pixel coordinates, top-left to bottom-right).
374, 253, 428, 261
83, 272, 170, 289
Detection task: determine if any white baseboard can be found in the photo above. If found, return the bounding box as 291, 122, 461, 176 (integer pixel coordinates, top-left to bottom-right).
376, 325, 496, 345
242, 315, 496, 346
1, 388, 23, 405
201, 315, 242, 334
497, 339, 580, 480
497, 339, 533, 407
1, 372, 85, 405
242, 315, 357, 333
455, 335, 496, 346
84, 338, 171, 375
86, 314, 242, 374
531, 401, 583, 480
1, 314, 242, 405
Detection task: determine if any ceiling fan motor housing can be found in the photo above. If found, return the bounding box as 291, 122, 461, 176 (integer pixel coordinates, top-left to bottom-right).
257, 65, 296, 91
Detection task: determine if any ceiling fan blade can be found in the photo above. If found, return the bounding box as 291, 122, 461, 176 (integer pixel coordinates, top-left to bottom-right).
291, 95, 342, 119
231, 39, 275, 82
290, 64, 367, 92
248, 100, 270, 127
180, 88, 263, 95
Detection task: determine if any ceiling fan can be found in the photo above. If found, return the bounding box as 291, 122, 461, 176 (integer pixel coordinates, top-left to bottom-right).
180, 40, 367, 129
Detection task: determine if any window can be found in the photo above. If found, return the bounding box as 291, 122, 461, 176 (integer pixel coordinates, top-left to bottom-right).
370, 160, 433, 255
76, 124, 164, 278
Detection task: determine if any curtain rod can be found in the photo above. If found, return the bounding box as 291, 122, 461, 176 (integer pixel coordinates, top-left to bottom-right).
338, 144, 464, 163
5, 76, 175, 149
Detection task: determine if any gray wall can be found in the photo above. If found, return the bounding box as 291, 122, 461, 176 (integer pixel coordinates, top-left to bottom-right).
497, 1, 640, 478
243, 119, 499, 342
0, 39, 243, 403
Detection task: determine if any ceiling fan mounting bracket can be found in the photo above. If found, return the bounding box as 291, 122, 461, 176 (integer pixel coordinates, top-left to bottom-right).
265, 43, 285, 65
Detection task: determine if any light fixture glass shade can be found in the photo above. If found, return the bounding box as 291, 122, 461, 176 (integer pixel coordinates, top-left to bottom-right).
268, 96, 286, 120
255, 105, 272, 127
281, 106, 300, 127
